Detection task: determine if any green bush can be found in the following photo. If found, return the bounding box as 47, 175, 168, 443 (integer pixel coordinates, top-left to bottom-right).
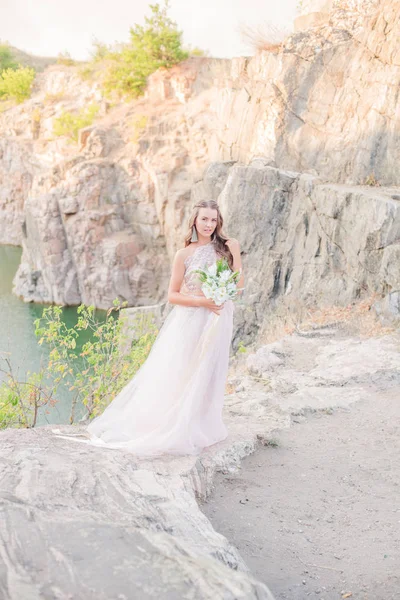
0, 301, 157, 429
0, 362, 54, 429
0, 66, 35, 103
77, 64, 95, 81
0, 384, 26, 429
53, 103, 100, 142
187, 46, 208, 57
102, 0, 189, 98
237, 341, 247, 354
0, 44, 18, 71
34, 301, 157, 421
56, 51, 76, 66
90, 39, 113, 62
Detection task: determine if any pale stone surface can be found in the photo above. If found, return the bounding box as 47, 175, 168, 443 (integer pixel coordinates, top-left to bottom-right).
294, 0, 334, 31
294, 0, 378, 31
218, 166, 400, 343
297, 0, 334, 13
1, 326, 397, 598
246, 343, 286, 376
0, 426, 276, 600
13, 183, 170, 307
373, 291, 400, 325
240, 330, 400, 415
0, 138, 34, 245
203, 328, 400, 600
0, 359, 289, 599
215, 0, 397, 184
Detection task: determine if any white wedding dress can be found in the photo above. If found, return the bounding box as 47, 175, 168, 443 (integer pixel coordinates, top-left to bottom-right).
85, 241, 234, 456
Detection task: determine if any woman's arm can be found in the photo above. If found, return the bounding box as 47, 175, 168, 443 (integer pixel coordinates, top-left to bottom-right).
167, 250, 223, 314
225, 238, 244, 292
167, 250, 201, 307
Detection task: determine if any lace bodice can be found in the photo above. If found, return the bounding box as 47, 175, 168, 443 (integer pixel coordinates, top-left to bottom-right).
181, 242, 218, 296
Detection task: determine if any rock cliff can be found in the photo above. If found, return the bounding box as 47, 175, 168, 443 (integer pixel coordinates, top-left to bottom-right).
0, 0, 399, 328
217, 165, 400, 341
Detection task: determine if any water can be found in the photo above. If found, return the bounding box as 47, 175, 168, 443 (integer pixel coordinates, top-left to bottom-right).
0, 245, 105, 425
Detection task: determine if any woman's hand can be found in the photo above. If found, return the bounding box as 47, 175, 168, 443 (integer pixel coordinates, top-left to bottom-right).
225, 238, 240, 257
199, 297, 224, 315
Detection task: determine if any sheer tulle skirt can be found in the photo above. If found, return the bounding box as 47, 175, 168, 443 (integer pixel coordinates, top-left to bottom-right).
86, 300, 234, 456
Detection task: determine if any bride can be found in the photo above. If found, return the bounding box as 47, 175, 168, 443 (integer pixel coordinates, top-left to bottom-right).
83, 199, 244, 456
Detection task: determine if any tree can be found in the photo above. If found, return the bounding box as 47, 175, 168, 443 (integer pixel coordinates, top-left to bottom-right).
103, 1, 189, 98
90, 38, 113, 62
130, 1, 188, 68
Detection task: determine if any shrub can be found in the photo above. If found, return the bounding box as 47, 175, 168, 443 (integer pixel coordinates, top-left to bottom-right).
90, 38, 113, 62
0, 359, 56, 429
239, 21, 289, 53
34, 301, 157, 421
237, 341, 247, 354
365, 173, 380, 187
57, 51, 76, 66
187, 46, 208, 57
0, 66, 36, 103
0, 301, 157, 429
78, 64, 96, 81
53, 103, 100, 142
76, 40, 115, 83
102, 0, 189, 98
44, 90, 66, 104
0, 43, 18, 71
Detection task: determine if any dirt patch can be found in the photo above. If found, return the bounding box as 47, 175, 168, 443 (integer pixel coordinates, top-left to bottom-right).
201, 387, 400, 599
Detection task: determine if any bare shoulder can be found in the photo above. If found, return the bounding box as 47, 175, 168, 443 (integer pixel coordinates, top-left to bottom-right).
225, 237, 241, 253
179, 244, 196, 260
175, 246, 192, 264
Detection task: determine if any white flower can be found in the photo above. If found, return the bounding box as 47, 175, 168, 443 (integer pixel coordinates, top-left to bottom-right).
196, 261, 239, 305
214, 286, 230, 305
219, 270, 231, 282
202, 283, 213, 299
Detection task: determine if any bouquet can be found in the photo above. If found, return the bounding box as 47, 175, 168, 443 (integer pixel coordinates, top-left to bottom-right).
194, 258, 243, 306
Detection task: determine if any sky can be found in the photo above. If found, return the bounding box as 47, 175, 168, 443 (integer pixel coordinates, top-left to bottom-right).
2, 0, 299, 60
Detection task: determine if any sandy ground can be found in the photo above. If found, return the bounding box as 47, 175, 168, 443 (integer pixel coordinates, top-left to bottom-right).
201, 388, 400, 599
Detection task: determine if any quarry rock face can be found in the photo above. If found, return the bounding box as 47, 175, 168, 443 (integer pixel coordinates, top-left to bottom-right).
0, 1, 399, 329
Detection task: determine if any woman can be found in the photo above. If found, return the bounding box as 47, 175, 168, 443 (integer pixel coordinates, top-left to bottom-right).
85, 199, 244, 456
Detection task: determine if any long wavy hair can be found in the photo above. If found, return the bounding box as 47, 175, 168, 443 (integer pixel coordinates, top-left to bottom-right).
184, 200, 233, 268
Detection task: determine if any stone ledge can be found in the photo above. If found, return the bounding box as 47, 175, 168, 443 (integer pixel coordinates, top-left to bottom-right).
2, 327, 398, 598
